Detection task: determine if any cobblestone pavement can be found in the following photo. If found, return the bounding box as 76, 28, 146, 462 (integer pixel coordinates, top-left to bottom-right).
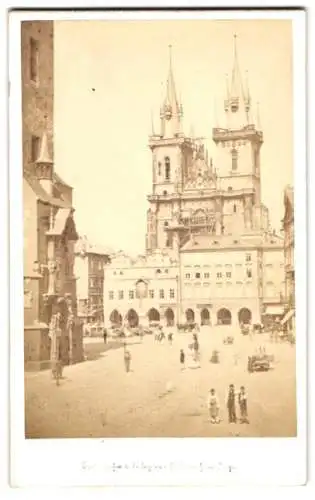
25, 327, 296, 438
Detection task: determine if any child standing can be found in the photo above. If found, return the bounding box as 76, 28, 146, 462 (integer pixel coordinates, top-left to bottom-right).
238, 386, 249, 423
180, 349, 185, 370
207, 388, 220, 423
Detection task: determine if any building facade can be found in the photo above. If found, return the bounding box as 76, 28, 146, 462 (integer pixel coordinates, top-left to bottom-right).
104, 39, 285, 328
180, 234, 285, 327
104, 251, 179, 328
74, 236, 111, 324
22, 21, 83, 369
281, 186, 295, 333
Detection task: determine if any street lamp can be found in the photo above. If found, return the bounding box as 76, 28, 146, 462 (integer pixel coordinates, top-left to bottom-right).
136, 279, 148, 328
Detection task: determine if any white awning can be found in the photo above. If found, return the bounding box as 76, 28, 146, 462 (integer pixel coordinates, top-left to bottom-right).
265, 305, 284, 315
281, 309, 295, 326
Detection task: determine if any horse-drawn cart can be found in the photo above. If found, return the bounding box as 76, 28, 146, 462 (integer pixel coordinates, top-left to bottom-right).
247, 353, 271, 372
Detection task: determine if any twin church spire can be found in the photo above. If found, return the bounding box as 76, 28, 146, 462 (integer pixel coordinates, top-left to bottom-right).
224, 34, 252, 128
158, 45, 183, 138
152, 36, 261, 138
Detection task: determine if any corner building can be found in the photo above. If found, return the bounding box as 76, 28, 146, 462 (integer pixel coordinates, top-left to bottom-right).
22, 21, 83, 369
105, 39, 285, 328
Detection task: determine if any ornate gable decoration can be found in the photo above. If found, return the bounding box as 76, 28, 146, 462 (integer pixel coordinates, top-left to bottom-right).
185, 145, 217, 191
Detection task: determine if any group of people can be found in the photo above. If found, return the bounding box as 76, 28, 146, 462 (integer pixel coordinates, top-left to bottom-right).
207, 384, 249, 424
154, 328, 174, 345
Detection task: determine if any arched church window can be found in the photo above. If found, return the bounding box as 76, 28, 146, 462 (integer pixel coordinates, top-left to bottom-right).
158, 161, 162, 176
231, 149, 238, 171
165, 156, 171, 181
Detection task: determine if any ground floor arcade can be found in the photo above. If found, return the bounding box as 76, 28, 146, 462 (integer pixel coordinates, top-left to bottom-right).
105, 298, 261, 329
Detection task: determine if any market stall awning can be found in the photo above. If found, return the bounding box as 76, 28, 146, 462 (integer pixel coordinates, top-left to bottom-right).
281, 309, 295, 326
264, 305, 284, 315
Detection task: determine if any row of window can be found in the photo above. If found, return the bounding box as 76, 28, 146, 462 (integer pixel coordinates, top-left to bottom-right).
184, 281, 253, 287
110, 268, 171, 277
89, 278, 103, 288
108, 289, 176, 300
91, 260, 103, 272
185, 269, 252, 280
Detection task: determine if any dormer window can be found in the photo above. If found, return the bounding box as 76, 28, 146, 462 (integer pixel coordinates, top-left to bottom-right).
231, 149, 238, 171
165, 156, 170, 181
228, 186, 233, 192
163, 190, 168, 196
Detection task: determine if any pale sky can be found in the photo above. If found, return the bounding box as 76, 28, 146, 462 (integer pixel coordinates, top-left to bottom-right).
54, 19, 293, 255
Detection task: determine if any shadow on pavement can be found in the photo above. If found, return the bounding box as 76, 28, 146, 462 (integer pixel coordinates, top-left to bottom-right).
83, 338, 144, 361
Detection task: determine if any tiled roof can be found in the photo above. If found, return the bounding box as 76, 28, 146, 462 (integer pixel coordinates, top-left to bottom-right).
180, 232, 283, 251
46, 208, 71, 236
24, 172, 71, 209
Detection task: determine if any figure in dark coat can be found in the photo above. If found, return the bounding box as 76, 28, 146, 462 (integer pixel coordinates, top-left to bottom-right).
226, 384, 237, 423
238, 386, 249, 423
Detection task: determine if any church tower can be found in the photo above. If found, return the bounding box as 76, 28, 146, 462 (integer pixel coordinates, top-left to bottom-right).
146, 46, 195, 253
213, 35, 264, 232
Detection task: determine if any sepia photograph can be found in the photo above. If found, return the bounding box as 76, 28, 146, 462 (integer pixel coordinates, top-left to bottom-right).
20, 15, 299, 441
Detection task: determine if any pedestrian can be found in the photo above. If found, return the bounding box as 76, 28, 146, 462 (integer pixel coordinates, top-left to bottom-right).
168, 332, 173, 345
226, 384, 237, 423
238, 386, 249, 423
124, 346, 131, 373
207, 388, 220, 423
180, 349, 185, 370
103, 328, 107, 344
139, 326, 144, 343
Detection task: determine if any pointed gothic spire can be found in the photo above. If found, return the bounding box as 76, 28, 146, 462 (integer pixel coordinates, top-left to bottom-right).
36, 131, 53, 164
164, 44, 178, 110
230, 34, 244, 100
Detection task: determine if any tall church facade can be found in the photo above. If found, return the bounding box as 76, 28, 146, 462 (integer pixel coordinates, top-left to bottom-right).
104, 38, 285, 328
145, 38, 284, 326
146, 39, 269, 256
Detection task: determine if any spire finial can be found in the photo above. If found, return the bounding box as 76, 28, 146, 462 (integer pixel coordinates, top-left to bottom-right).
233, 33, 237, 56
168, 44, 173, 68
